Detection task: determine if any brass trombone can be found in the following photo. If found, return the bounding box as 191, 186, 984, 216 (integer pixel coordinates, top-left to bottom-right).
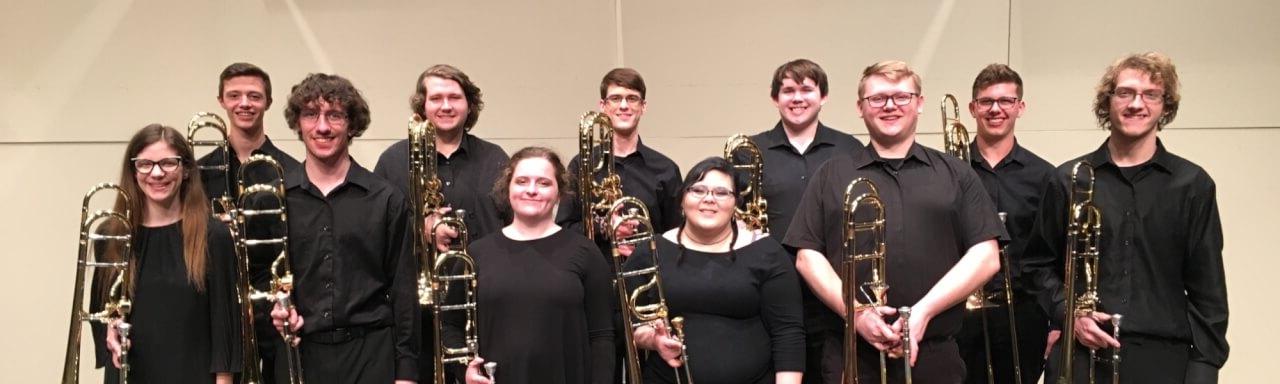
187, 112, 233, 208
63, 183, 134, 384
610, 197, 692, 384
579, 111, 623, 240
1057, 162, 1120, 384
842, 178, 908, 384
722, 134, 768, 233
997, 213, 1025, 384
429, 210, 482, 384
222, 154, 301, 384
408, 115, 446, 307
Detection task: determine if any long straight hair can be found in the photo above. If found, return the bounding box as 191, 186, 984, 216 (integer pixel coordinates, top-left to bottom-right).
99, 124, 211, 298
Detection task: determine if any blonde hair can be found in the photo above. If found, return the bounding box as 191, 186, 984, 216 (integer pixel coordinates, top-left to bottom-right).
858, 60, 922, 99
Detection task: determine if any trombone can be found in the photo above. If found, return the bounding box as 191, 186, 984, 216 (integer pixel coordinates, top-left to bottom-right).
579, 111, 623, 240
997, 212, 1025, 384
63, 183, 134, 384
1057, 162, 1121, 384
187, 112, 233, 209
723, 134, 768, 233
408, 115, 446, 307
610, 197, 692, 384
841, 178, 908, 384
429, 210, 483, 384
223, 154, 302, 384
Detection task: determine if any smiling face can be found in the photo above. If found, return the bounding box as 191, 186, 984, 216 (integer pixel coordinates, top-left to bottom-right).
681, 169, 736, 234
969, 82, 1025, 141
857, 75, 922, 145
133, 141, 186, 209
1108, 68, 1165, 141
422, 76, 470, 134
508, 157, 560, 223
218, 75, 270, 133
773, 77, 827, 130
598, 85, 646, 132
298, 99, 351, 163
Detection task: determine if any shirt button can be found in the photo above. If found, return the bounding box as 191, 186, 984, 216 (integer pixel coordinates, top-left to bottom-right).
323, 311, 331, 318
445, 181, 452, 187
326, 282, 334, 289
1123, 240, 1131, 246
324, 253, 332, 260
800, 175, 806, 180
1125, 211, 1133, 217
322, 225, 331, 232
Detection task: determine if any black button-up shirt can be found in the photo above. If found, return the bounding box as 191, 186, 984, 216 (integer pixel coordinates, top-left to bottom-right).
783, 142, 1007, 338
557, 138, 683, 236
285, 160, 420, 379
198, 137, 301, 201
374, 134, 511, 241
753, 122, 864, 238
967, 140, 1054, 295
198, 137, 301, 291
751, 122, 863, 334
1022, 140, 1228, 373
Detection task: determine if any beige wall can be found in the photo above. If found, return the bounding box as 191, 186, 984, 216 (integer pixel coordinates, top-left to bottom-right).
2, 0, 1273, 382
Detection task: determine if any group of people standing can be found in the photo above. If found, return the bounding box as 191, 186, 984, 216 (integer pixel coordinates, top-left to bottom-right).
85, 51, 1226, 384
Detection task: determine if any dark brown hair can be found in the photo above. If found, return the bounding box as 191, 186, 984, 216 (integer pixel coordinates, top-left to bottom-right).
971, 63, 1023, 99
771, 59, 829, 99
284, 73, 372, 137
492, 146, 571, 214
674, 157, 740, 263
600, 68, 647, 100
218, 62, 273, 106
409, 64, 485, 131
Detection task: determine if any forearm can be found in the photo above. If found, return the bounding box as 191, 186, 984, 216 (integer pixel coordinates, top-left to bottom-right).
795, 248, 845, 316
914, 240, 1000, 320
775, 371, 803, 384
215, 373, 233, 384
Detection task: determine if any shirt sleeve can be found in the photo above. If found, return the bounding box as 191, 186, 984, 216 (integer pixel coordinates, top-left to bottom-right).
1021, 169, 1070, 328
556, 155, 587, 235
386, 194, 422, 380
656, 162, 684, 233
954, 163, 1009, 248
1183, 173, 1229, 373
581, 240, 617, 384
781, 159, 831, 254
206, 219, 243, 373
756, 241, 806, 373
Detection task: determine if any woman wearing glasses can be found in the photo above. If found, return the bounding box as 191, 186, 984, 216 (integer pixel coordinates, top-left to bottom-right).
625, 157, 805, 384
92, 124, 240, 383
455, 146, 615, 384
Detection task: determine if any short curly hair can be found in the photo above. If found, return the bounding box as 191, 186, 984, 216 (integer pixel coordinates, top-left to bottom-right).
410, 64, 484, 132
284, 73, 372, 138
1092, 52, 1181, 131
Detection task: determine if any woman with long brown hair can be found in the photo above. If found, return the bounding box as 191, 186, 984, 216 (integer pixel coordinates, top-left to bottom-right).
91, 124, 240, 383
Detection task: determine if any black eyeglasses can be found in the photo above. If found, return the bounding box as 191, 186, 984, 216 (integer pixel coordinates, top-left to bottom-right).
974, 97, 1020, 110
132, 157, 183, 174
862, 93, 918, 108
687, 185, 733, 201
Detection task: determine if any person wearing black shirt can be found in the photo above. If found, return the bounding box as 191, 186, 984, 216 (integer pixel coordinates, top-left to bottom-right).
1023, 52, 1228, 384
197, 62, 301, 383
373, 64, 509, 382
752, 58, 863, 384
270, 73, 419, 384
955, 64, 1054, 384
784, 60, 1006, 384
557, 68, 683, 383
456, 147, 615, 384
92, 124, 240, 383
626, 157, 804, 384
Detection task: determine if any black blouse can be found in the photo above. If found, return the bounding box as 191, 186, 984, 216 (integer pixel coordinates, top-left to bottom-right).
92, 218, 240, 383
625, 235, 805, 384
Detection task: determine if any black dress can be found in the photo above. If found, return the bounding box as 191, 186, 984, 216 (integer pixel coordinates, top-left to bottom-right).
624, 235, 805, 384
450, 228, 616, 384
92, 218, 240, 383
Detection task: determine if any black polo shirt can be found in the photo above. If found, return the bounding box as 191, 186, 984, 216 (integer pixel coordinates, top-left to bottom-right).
197, 137, 301, 291
783, 142, 1007, 339
967, 140, 1054, 296
373, 134, 510, 241
557, 138, 683, 236
1022, 139, 1227, 374
284, 160, 420, 380
197, 136, 301, 201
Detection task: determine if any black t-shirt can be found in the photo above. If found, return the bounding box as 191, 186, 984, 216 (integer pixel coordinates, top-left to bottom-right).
783, 142, 1007, 339
966, 140, 1054, 295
